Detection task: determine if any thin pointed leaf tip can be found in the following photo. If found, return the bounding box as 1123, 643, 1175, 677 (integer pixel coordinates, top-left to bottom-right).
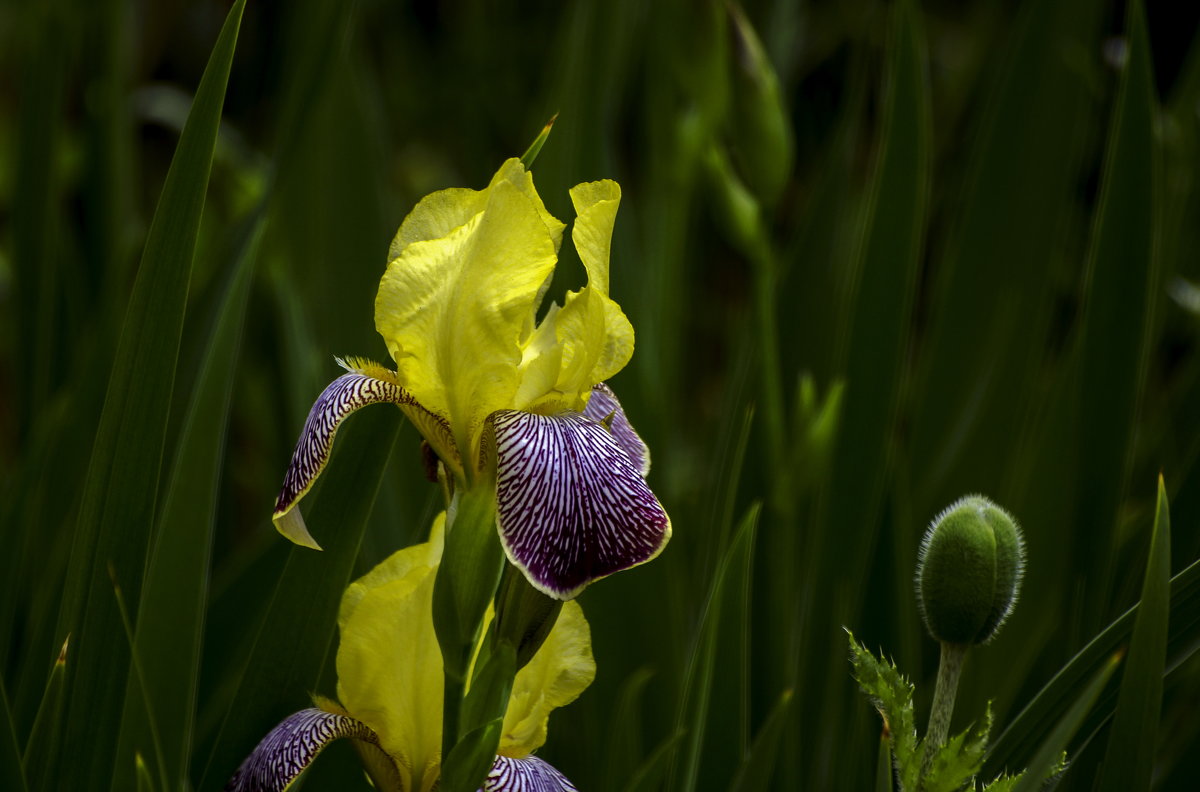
271, 159, 670, 597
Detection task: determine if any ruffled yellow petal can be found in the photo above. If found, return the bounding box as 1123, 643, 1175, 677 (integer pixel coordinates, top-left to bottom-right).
516, 180, 634, 413
498, 600, 595, 758
376, 161, 563, 471
569, 180, 635, 388
388, 160, 565, 261
336, 517, 446, 792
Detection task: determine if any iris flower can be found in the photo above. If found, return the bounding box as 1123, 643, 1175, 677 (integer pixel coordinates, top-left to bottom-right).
273, 158, 670, 598
226, 515, 594, 791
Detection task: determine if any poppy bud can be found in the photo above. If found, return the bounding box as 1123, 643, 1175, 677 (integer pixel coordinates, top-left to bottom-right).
916, 495, 1025, 646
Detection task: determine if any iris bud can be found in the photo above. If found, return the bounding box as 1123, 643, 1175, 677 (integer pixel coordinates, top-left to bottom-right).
726, 3, 794, 206
916, 495, 1025, 646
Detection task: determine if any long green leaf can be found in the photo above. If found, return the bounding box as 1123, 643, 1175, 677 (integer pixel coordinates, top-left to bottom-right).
984, 556, 1200, 777
1, 677, 28, 792
1097, 475, 1171, 791
199, 405, 401, 791
112, 210, 266, 791
21, 638, 67, 791
51, 2, 247, 788
1071, 0, 1159, 626
729, 689, 794, 792
809, 0, 930, 774
1011, 653, 1121, 792
907, 0, 1101, 500
670, 504, 760, 790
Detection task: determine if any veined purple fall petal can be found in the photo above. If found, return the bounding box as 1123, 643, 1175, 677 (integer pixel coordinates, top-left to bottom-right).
224, 708, 393, 792
582, 383, 650, 477
482, 755, 579, 791
272, 360, 449, 549
493, 409, 671, 600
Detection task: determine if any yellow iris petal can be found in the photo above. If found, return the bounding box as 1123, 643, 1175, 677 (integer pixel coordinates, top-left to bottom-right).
569, 180, 635, 388
498, 600, 596, 758
336, 517, 446, 792
376, 160, 563, 470
517, 179, 634, 413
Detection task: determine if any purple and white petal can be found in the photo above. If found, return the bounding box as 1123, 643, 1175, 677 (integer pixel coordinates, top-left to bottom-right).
582, 383, 650, 477
480, 755, 578, 792
493, 409, 671, 600
224, 708, 390, 792
273, 359, 446, 549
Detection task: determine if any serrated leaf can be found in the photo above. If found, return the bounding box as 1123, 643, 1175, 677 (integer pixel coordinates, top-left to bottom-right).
50, 2, 247, 788
922, 705, 992, 792
847, 630, 918, 783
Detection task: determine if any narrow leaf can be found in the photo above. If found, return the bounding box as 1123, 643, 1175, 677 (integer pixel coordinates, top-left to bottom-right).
52, 2, 247, 788
199, 406, 401, 790
441, 720, 503, 792
1071, 0, 1160, 624
985, 557, 1200, 777
671, 504, 759, 790
1097, 475, 1171, 792
21, 638, 67, 791
1, 677, 28, 792
729, 689, 794, 792
1011, 654, 1122, 792
113, 211, 266, 791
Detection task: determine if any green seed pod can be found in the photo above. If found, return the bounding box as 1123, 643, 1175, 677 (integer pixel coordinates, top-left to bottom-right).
916, 495, 1025, 646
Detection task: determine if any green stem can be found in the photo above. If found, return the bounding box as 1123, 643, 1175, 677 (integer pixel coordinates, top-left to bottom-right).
442, 669, 463, 763
922, 642, 967, 781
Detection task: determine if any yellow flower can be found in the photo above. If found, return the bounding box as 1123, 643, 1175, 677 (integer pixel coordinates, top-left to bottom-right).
271, 159, 670, 599
225, 514, 594, 792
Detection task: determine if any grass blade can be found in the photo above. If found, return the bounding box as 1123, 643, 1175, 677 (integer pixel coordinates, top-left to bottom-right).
907, 0, 1101, 501
20, 638, 68, 791
670, 503, 760, 790
1, 676, 28, 792
809, 0, 930, 772
1097, 475, 1171, 791
1011, 653, 1121, 792
984, 555, 1200, 777
1070, 0, 1159, 625
729, 689, 794, 792
199, 405, 401, 791
51, 2, 247, 788
113, 210, 266, 791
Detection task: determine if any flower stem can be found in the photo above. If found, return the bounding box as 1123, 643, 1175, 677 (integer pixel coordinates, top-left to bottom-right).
442, 669, 463, 764
922, 642, 967, 780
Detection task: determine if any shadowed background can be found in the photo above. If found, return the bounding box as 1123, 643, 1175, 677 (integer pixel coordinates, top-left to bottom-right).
2, 0, 1200, 789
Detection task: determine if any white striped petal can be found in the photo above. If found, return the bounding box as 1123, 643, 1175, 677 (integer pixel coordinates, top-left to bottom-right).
224, 708, 392, 792
481, 755, 578, 792
493, 409, 671, 600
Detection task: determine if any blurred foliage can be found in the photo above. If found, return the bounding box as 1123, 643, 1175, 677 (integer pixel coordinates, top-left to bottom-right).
2, 0, 1200, 789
